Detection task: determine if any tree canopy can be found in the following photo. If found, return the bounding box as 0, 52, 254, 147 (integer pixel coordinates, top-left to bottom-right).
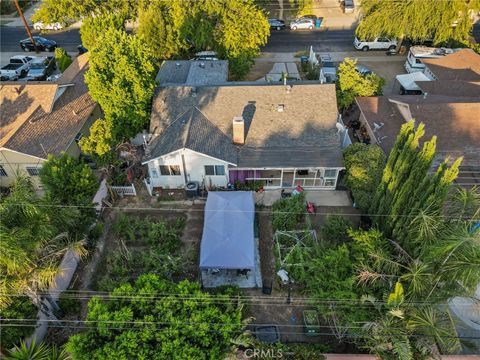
85, 25, 157, 142
357, 0, 480, 45
343, 143, 386, 212
54, 47, 72, 72
79, 13, 126, 51
66, 274, 244, 359
336, 58, 385, 109
79, 117, 114, 161
40, 153, 98, 207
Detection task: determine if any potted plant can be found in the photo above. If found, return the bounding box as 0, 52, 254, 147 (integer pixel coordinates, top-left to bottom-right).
303, 310, 320, 336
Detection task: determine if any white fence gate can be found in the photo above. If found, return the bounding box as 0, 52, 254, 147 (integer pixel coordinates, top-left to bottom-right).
110, 183, 137, 196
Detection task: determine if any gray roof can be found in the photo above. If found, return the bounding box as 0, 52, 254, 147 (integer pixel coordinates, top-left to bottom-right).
146, 84, 342, 168
155, 60, 228, 86
146, 107, 237, 164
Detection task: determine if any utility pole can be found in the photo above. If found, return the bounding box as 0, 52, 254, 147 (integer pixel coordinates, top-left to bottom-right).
14, 0, 38, 53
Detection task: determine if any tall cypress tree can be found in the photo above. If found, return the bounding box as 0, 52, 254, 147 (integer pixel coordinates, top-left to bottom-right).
371, 121, 415, 228
372, 121, 461, 242
390, 137, 437, 240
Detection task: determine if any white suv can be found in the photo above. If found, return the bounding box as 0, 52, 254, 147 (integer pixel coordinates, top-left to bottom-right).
354, 37, 397, 51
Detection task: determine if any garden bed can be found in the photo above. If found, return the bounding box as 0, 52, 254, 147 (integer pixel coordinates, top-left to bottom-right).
92, 210, 190, 292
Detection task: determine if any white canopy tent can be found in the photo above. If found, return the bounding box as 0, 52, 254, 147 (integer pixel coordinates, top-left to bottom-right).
396, 72, 431, 91
199, 191, 255, 269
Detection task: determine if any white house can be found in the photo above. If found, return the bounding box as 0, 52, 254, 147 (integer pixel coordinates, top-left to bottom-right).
142, 83, 344, 193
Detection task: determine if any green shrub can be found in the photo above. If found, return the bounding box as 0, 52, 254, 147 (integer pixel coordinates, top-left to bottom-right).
87, 222, 104, 249
58, 293, 81, 315
55, 47, 73, 72
321, 215, 352, 245
229, 53, 254, 80
0, 298, 37, 349
272, 193, 306, 231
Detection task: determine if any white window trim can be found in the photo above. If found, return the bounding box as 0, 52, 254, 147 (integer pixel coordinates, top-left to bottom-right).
205, 165, 225, 176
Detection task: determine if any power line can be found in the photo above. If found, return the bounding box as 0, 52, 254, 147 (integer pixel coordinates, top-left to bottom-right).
1, 323, 477, 340
2, 291, 477, 307
1, 201, 479, 220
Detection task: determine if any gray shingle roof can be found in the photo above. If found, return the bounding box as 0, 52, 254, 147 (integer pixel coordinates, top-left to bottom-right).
147, 83, 342, 168
146, 107, 237, 164
155, 60, 228, 86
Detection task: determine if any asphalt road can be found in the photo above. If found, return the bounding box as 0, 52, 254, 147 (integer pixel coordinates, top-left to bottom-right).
0, 26, 82, 52
262, 29, 356, 52
0, 26, 356, 54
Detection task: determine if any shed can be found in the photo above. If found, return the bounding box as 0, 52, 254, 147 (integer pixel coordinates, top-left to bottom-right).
199, 191, 255, 269
396, 72, 430, 92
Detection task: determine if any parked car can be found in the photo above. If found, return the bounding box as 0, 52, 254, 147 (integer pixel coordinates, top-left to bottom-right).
0, 55, 36, 81
20, 36, 57, 52
356, 64, 373, 75
193, 51, 218, 61
26, 56, 56, 81
342, 0, 355, 13
33, 22, 63, 31
268, 18, 285, 30
290, 18, 315, 30
354, 36, 397, 51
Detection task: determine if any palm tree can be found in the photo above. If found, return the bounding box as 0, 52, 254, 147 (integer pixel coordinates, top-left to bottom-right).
0, 177, 87, 309
5, 339, 70, 360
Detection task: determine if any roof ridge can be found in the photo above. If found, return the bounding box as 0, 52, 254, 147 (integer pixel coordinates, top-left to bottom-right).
182, 107, 195, 148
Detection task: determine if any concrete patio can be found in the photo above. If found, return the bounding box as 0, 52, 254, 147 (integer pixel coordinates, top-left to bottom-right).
254, 190, 352, 207
201, 236, 262, 288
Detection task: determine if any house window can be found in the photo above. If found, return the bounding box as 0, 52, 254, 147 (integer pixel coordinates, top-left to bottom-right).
324, 169, 337, 187
0, 165, 7, 177
74, 132, 83, 142
26, 167, 40, 176
159, 165, 181, 176
205, 165, 225, 176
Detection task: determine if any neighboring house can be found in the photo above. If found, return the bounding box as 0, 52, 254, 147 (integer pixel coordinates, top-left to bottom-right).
155, 60, 228, 86
355, 95, 480, 188
354, 48, 480, 188
0, 54, 100, 189
143, 83, 344, 192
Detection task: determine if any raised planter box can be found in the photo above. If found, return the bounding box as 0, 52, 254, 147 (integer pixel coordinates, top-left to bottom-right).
303, 310, 320, 336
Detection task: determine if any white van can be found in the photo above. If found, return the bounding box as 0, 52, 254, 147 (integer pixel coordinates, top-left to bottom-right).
354, 37, 397, 51
404, 46, 456, 73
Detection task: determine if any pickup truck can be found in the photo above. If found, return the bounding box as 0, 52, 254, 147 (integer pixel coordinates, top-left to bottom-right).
0, 55, 35, 81
26, 56, 56, 81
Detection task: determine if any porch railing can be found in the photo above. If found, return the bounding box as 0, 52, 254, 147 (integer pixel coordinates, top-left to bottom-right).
245, 177, 282, 187
110, 183, 137, 196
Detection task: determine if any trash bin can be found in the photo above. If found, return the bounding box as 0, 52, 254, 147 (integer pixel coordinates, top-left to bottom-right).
300, 55, 308, 64
316, 17, 322, 29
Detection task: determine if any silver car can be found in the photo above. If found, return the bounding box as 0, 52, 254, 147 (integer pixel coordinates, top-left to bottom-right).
290, 18, 315, 31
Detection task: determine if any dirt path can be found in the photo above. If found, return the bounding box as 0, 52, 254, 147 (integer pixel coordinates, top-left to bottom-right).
258, 209, 275, 284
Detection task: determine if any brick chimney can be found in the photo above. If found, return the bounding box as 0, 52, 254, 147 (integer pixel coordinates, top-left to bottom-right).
232, 116, 245, 145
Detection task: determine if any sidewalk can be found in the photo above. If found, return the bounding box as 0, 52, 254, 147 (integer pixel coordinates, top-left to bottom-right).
257, 51, 406, 63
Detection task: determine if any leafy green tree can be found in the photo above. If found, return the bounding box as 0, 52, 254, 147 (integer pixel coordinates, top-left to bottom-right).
336, 58, 385, 109
79, 117, 114, 162
0, 177, 86, 309
80, 13, 126, 51
54, 47, 72, 72
137, 0, 185, 60
67, 274, 244, 359
343, 143, 386, 212
31, 0, 137, 25
0, 298, 37, 350
39, 153, 98, 206
85, 27, 156, 141
357, 0, 480, 46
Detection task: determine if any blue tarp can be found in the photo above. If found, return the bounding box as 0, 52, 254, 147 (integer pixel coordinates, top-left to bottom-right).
199, 191, 255, 269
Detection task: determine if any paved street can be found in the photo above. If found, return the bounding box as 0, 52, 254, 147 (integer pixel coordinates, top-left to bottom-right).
0, 26, 82, 52
263, 29, 355, 52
